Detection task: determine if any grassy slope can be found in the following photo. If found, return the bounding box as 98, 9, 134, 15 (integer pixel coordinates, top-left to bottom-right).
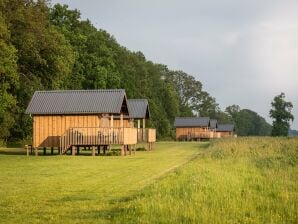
112, 138, 298, 224
0, 142, 201, 223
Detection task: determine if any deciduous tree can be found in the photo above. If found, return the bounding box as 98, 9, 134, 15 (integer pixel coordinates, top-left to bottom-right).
270, 93, 294, 136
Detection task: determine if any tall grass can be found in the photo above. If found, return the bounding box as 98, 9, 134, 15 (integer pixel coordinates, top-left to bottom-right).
112, 137, 298, 223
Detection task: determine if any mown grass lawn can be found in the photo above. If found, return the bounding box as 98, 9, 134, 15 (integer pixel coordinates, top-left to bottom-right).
0, 142, 201, 223
0, 138, 297, 224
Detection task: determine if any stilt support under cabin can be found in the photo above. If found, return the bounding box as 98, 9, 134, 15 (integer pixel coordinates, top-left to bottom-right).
72, 146, 76, 156
51, 147, 54, 155
128, 145, 131, 155
148, 142, 154, 151
43, 147, 46, 155
121, 145, 124, 156
77, 146, 80, 155
92, 146, 96, 156
35, 147, 38, 156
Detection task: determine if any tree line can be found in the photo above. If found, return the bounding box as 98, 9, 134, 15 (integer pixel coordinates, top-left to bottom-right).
0, 1, 277, 144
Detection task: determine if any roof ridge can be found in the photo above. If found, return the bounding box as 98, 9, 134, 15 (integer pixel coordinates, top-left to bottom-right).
128, 99, 148, 101
175, 117, 210, 119
35, 89, 125, 93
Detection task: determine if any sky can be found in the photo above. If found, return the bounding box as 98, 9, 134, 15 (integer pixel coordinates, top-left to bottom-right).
51, 0, 298, 129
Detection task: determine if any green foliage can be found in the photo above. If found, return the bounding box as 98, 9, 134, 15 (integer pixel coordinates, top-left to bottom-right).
0, 12, 18, 140
0, 1, 274, 142
270, 93, 294, 136
225, 105, 272, 136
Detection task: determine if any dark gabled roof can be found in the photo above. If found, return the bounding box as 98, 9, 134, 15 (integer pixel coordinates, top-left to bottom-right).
217, 124, 235, 132
174, 117, 210, 127
26, 89, 128, 115
127, 99, 150, 119
210, 119, 218, 129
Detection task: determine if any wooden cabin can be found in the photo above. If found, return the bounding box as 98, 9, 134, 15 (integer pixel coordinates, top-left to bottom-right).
127, 99, 154, 143
26, 89, 156, 156
174, 117, 215, 140
217, 124, 235, 137
210, 119, 221, 138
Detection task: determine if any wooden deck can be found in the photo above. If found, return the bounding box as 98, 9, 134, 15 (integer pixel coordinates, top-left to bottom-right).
59, 127, 156, 154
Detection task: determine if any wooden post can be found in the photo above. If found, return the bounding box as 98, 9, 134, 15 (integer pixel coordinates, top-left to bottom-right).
128, 145, 131, 155
143, 118, 146, 141
43, 147, 46, 155
51, 147, 54, 155
137, 120, 140, 129
130, 119, 134, 128
120, 113, 123, 128
110, 115, 114, 128
97, 146, 100, 155
92, 146, 96, 156
125, 145, 128, 156
121, 145, 124, 156
72, 146, 76, 156
35, 148, 38, 156
77, 146, 80, 155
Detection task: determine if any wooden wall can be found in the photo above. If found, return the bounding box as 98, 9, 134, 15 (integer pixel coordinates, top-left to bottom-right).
33, 115, 130, 148
148, 129, 156, 143
217, 131, 233, 137
123, 128, 137, 145
176, 127, 210, 140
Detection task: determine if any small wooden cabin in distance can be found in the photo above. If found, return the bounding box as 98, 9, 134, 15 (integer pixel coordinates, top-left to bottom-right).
217, 124, 235, 137
26, 89, 156, 156
174, 117, 215, 140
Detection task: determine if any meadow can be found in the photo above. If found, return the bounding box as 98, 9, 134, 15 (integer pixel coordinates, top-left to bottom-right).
0, 138, 297, 223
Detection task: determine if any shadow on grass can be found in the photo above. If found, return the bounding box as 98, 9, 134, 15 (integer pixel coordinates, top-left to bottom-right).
0, 149, 26, 156
0, 149, 123, 157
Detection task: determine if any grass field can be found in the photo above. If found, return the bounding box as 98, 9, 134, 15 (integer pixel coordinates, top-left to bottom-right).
0, 138, 297, 223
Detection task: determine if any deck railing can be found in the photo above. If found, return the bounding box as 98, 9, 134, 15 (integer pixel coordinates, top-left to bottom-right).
60, 127, 156, 154
60, 127, 126, 154
136, 128, 156, 143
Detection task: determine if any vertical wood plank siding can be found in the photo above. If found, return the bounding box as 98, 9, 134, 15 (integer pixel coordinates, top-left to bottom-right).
32, 115, 131, 148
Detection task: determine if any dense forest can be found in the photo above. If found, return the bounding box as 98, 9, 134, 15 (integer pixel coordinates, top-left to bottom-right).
0, 0, 272, 143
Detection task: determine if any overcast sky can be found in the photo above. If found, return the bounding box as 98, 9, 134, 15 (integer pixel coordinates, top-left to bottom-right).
51, 0, 298, 129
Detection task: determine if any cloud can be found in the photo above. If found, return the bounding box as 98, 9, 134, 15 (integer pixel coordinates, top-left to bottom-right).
51, 0, 298, 129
